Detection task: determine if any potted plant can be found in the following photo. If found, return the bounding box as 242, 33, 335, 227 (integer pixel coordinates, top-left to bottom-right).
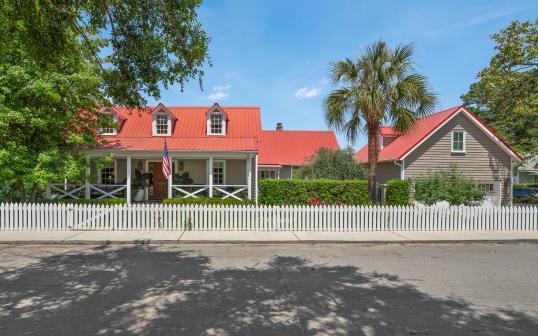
132, 168, 152, 202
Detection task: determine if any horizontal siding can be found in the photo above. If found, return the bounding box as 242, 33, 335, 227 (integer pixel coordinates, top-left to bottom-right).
279, 166, 293, 179
177, 159, 207, 184
226, 159, 247, 185
404, 113, 512, 204
376, 162, 400, 184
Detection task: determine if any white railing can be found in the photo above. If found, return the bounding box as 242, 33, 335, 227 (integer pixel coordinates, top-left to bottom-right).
46, 183, 126, 200
171, 185, 248, 201
0, 203, 536, 231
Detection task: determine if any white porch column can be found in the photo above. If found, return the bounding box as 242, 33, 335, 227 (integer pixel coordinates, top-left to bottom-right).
246, 156, 252, 200
126, 156, 132, 204
144, 160, 149, 201
208, 157, 214, 198
167, 155, 173, 199
254, 154, 258, 205
85, 156, 91, 199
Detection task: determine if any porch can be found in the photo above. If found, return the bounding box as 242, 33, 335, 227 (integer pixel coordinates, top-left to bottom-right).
46, 151, 257, 203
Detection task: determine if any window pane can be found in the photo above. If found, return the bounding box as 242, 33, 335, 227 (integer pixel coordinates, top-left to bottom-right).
213, 161, 224, 184
210, 114, 223, 134
156, 114, 168, 134
101, 167, 115, 185
452, 132, 464, 151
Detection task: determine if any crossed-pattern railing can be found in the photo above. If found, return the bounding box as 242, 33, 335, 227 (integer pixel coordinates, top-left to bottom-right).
47, 183, 126, 200
172, 185, 248, 201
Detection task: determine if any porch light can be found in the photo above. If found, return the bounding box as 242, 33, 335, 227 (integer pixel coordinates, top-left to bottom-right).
178, 161, 184, 171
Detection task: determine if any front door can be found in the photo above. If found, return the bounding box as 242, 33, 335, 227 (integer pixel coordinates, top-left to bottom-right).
152, 162, 168, 200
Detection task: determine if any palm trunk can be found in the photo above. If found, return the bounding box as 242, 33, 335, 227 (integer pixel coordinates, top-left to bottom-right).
30, 183, 39, 202
367, 125, 379, 202
16, 180, 26, 203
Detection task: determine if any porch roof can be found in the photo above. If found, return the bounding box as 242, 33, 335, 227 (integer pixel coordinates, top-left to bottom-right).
98, 137, 259, 151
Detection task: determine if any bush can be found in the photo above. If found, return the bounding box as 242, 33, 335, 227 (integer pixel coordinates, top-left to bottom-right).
163, 197, 255, 205
259, 179, 369, 205
386, 179, 410, 205
295, 147, 367, 180
514, 183, 538, 188
514, 196, 538, 204
44, 198, 126, 205
414, 167, 486, 206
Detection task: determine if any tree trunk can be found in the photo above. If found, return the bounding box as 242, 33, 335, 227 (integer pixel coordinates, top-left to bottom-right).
30, 183, 39, 202
16, 180, 26, 203
367, 125, 379, 202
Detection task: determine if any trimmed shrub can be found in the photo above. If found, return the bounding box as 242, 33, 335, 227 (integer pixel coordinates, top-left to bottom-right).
163, 197, 255, 205
259, 179, 368, 205
514, 183, 538, 188
44, 198, 126, 205
386, 179, 410, 205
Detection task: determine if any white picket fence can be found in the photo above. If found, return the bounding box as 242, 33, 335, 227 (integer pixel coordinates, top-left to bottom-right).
0, 203, 537, 232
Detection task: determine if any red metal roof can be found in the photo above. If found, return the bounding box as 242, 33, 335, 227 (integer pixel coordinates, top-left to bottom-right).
379, 126, 400, 136
259, 130, 339, 165
356, 106, 522, 162
98, 105, 261, 151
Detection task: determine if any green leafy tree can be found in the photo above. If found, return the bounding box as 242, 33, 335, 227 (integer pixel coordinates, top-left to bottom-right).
0, 0, 210, 201
296, 147, 367, 180
324, 41, 437, 201
414, 167, 487, 206
462, 20, 537, 154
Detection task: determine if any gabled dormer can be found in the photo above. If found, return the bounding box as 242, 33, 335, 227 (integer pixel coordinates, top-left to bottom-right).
378, 126, 401, 149
98, 107, 124, 135
206, 103, 228, 136
151, 103, 176, 136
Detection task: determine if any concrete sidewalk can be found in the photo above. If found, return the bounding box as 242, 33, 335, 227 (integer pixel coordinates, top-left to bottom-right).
1, 230, 538, 244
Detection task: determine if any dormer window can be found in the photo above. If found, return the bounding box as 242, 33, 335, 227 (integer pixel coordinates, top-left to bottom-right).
210, 113, 223, 134
151, 105, 174, 136
99, 110, 118, 135
156, 113, 169, 135
206, 104, 227, 135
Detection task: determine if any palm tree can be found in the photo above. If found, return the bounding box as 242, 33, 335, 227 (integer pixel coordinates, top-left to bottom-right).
324, 41, 437, 201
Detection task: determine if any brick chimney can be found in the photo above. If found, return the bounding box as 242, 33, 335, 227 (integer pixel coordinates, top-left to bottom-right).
276, 122, 283, 131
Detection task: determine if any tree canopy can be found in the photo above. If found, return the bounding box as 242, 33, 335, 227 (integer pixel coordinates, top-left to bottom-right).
295, 147, 367, 180
462, 20, 537, 154
0, 0, 210, 201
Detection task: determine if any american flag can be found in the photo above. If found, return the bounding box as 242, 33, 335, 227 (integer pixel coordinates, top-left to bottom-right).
162, 140, 171, 177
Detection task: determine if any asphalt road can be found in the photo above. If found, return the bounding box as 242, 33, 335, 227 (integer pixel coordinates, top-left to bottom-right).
0, 243, 537, 335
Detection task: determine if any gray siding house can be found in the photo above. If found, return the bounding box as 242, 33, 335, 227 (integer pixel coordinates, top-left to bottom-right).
356, 106, 522, 206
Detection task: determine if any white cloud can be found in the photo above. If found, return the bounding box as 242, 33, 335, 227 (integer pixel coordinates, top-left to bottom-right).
295, 87, 321, 99
208, 85, 230, 101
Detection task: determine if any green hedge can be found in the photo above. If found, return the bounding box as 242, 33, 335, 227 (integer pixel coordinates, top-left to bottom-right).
259, 179, 368, 205
385, 179, 410, 205
163, 197, 255, 205
44, 198, 126, 205
514, 183, 538, 188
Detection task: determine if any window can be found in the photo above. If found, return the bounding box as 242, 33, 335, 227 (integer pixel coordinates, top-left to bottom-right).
210, 113, 224, 134
156, 113, 169, 135
212, 160, 225, 185
452, 131, 465, 152
478, 183, 494, 193
259, 170, 277, 179
99, 112, 117, 135
101, 166, 115, 185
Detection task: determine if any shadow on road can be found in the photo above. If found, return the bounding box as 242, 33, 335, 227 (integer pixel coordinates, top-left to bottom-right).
0, 245, 536, 335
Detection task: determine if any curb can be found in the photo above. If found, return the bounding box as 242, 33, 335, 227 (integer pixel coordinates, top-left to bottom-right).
1, 239, 538, 245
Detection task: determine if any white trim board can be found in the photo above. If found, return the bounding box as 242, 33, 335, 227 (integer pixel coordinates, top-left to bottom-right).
400, 107, 521, 162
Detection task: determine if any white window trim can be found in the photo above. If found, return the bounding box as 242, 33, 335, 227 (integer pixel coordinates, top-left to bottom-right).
99, 111, 118, 135
98, 159, 117, 184
212, 159, 226, 185
451, 130, 466, 153
207, 111, 226, 136
152, 110, 172, 136
258, 167, 280, 179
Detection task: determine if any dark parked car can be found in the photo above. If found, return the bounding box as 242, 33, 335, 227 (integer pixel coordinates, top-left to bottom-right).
513, 188, 538, 198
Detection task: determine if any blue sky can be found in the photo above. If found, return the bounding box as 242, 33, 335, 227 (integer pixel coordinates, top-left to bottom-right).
146, 0, 537, 149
